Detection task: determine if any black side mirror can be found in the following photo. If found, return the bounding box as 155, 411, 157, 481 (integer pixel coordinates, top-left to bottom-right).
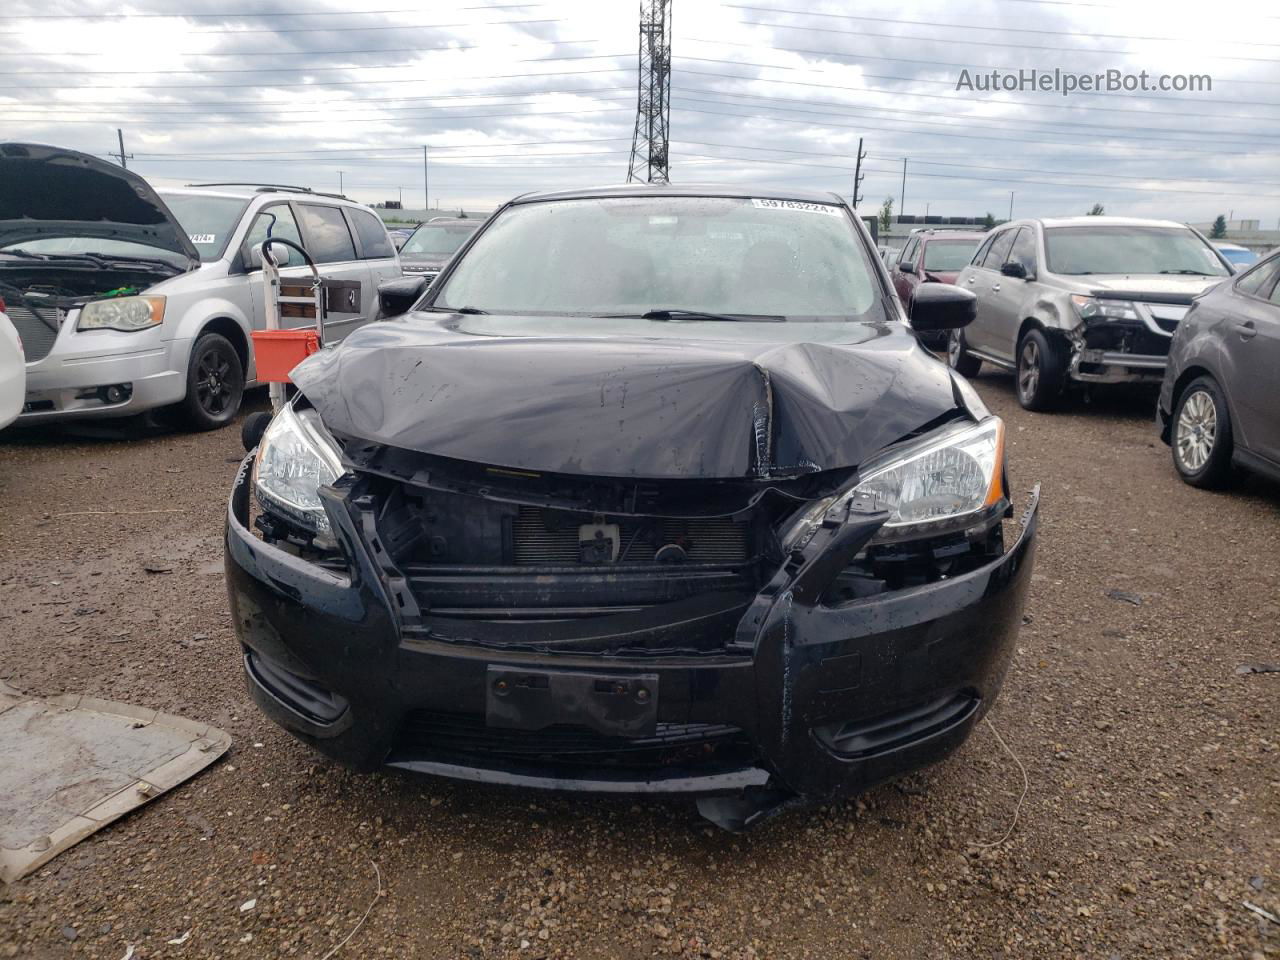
1001, 260, 1029, 279
898, 260, 916, 275
909, 282, 976, 331
377, 276, 428, 317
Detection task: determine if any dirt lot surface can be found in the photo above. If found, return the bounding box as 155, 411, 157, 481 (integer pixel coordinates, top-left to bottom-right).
1, 376, 1277, 960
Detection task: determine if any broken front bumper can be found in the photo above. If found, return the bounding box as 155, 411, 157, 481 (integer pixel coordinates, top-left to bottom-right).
225, 455, 1039, 809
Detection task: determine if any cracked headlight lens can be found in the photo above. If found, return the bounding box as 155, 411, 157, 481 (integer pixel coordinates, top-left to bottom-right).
1070, 295, 1138, 321
252, 404, 342, 534
781, 418, 1006, 551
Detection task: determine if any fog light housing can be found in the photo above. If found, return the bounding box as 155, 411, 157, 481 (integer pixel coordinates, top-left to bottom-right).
101, 383, 132, 405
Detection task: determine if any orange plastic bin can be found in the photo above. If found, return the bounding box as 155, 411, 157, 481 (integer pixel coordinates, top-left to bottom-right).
251, 329, 320, 384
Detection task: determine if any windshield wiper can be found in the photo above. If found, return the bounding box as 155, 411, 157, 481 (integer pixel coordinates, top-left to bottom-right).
0, 249, 51, 260
1159, 269, 1216, 276
605, 309, 784, 323
419, 305, 487, 314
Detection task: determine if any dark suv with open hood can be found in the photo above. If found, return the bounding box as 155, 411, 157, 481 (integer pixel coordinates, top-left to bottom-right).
225, 185, 1039, 829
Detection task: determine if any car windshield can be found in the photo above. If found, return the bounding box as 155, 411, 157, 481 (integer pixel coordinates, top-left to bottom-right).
158, 193, 249, 261
402, 222, 479, 256
923, 239, 980, 271
0, 236, 188, 267
1045, 225, 1229, 277
432, 196, 880, 320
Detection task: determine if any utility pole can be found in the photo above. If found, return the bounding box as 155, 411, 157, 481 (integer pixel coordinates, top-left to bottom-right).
1008, 191, 1015, 220
423, 145, 429, 213
900, 158, 907, 216
626, 0, 673, 183
851, 137, 866, 207
925, 202, 930, 219
110, 128, 132, 169
338, 171, 344, 194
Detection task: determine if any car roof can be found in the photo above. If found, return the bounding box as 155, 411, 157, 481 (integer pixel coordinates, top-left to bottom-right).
918, 231, 986, 241
1035, 215, 1191, 229
416, 218, 478, 226
508, 182, 849, 206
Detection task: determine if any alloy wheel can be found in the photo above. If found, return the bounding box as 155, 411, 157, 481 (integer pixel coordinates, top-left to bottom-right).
1175, 389, 1218, 472
947, 329, 963, 368
1018, 339, 1040, 401
195, 349, 234, 417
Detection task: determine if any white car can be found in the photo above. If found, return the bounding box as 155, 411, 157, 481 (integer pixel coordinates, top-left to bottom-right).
0, 309, 23, 429
0, 142, 401, 430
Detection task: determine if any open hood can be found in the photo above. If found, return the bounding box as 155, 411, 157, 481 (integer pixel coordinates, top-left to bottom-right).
1084, 274, 1225, 302
292, 313, 963, 480
0, 142, 200, 267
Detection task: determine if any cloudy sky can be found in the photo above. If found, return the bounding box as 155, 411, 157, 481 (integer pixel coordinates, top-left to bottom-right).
1, 0, 1277, 223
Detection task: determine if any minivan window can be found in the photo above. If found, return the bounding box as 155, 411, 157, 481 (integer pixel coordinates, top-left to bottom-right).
348, 208, 395, 260
923, 239, 980, 271
158, 193, 248, 261
432, 196, 881, 321
1045, 225, 1229, 277
898, 236, 919, 266
243, 204, 304, 268
297, 204, 357, 264
981, 230, 1017, 270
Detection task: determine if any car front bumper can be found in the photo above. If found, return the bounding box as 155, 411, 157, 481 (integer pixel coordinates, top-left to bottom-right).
225, 455, 1039, 816
17, 329, 190, 423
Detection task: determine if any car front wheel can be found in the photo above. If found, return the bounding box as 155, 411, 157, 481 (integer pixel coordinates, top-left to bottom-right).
1015, 329, 1066, 411
947, 328, 982, 378
180, 332, 245, 431
1171, 375, 1234, 488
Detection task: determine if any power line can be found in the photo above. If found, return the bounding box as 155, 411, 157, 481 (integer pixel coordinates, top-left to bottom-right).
678, 66, 1280, 120
733, 16, 1280, 64
0, 5, 546, 20
1, 105, 631, 127
0, 65, 631, 92
680, 55, 1280, 108
0, 37, 598, 59
131, 137, 632, 156
0, 51, 630, 77
683, 36, 1280, 89
726, 4, 1280, 48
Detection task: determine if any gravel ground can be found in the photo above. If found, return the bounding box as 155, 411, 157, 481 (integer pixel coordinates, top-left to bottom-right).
1, 375, 1276, 960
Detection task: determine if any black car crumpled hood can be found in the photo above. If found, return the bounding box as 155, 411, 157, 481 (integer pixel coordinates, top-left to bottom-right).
292, 312, 962, 480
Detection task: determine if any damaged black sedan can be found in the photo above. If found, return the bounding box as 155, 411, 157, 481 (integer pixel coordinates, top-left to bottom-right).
225, 185, 1039, 829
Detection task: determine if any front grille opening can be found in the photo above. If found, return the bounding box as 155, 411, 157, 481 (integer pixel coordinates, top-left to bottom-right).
395, 710, 755, 772
511, 506, 749, 566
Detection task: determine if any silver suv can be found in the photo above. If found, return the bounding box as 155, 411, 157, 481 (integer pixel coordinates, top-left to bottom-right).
0, 143, 401, 430
948, 216, 1233, 410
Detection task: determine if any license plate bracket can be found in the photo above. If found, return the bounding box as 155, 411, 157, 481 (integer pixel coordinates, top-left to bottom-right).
485, 666, 659, 737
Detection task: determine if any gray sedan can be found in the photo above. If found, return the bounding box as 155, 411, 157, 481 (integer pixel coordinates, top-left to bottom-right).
1158, 249, 1280, 487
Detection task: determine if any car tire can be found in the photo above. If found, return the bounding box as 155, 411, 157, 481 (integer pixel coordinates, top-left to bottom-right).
180, 332, 245, 431
947, 328, 982, 378
1015, 329, 1067, 412
1171, 375, 1234, 489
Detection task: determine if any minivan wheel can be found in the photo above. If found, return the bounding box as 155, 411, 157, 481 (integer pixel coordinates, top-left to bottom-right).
180, 332, 245, 431
947, 328, 982, 378
1172, 375, 1234, 489
1015, 329, 1066, 411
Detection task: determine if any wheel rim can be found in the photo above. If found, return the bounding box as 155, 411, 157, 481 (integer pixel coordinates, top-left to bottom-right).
1018, 339, 1040, 399
1175, 389, 1217, 472
948, 329, 962, 367
195, 347, 236, 417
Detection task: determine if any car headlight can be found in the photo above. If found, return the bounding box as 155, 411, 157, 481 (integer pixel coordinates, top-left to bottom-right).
1070, 295, 1137, 322
77, 296, 165, 331
781, 418, 1006, 551
252, 404, 343, 535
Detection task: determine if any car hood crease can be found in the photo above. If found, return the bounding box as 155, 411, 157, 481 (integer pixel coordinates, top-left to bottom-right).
292, 313, 962, 480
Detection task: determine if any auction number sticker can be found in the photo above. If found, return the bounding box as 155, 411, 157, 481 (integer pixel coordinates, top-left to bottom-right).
189, 233, 216, 244
751, 198, 841, 217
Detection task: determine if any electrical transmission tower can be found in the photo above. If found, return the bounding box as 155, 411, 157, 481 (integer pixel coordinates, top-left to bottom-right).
626, 0, 672, 184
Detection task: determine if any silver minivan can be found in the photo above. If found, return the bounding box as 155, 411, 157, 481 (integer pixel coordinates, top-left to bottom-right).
0, 143, 401, 430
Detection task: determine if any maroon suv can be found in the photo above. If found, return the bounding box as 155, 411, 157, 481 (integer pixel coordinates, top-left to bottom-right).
892, 231, 986, 347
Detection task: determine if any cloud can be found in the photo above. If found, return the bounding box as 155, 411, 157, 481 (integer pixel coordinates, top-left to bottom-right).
0, 0, 1276, 223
